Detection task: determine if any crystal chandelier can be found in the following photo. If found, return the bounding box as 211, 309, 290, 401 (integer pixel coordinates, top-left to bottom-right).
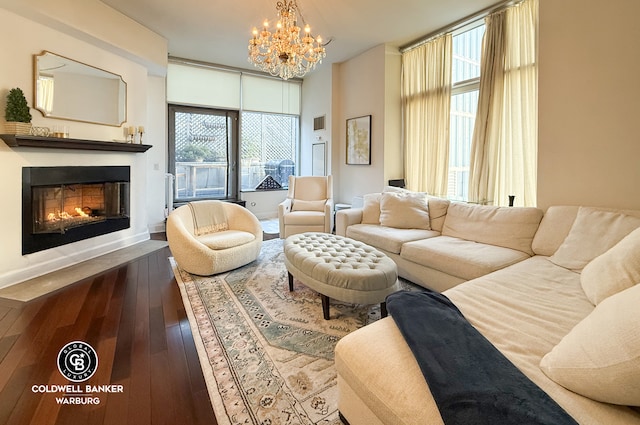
248, 0, 326, 80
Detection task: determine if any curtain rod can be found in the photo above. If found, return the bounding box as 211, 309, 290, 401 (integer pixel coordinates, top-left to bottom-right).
400, 0, 522, 53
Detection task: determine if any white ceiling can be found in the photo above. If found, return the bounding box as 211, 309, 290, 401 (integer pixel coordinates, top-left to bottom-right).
100, 0, 501, 73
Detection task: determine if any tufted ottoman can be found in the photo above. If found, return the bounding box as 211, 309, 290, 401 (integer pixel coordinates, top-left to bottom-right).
283, 232, 400, 320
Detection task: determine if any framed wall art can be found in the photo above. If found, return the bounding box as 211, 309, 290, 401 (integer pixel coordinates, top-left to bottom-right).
346, 115, 371, 165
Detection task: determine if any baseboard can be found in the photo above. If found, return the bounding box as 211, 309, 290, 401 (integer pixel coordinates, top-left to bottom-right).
148, 221, 166, 234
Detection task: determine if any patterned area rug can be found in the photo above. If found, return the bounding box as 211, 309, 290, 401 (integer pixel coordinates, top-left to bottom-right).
171, 238, 409, 425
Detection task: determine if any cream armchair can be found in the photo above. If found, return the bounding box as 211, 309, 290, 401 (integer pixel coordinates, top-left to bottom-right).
278, 175, 333, 238
167, 200, 263, 275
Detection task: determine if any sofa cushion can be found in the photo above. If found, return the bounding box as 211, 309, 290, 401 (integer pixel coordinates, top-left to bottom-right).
379, 192, 430, 230
401, 236, 530, 281
426, 196, 450, 232
292, 176, 329, 200
580, 226, 640, 305
335, 318, 443, 425
540, 284, 640, 406
362, 193, 382, 224
291, 199, 326, 212
441, 203, 543, 255
283, 211, 325, 225
346, 224, 438, 255
378, 188, 450, 231
549, 207, 640, 272
442, 258, 640, 424
531, 206, 580, 256
197, 230, 256, 250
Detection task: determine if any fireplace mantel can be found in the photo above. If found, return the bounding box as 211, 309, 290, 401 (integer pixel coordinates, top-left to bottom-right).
0, 134, 152, 153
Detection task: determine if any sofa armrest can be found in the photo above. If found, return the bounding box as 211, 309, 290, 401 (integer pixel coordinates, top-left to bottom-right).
278, 198, 292, 238
336, 208, 363, 237
325, 198, 334, 233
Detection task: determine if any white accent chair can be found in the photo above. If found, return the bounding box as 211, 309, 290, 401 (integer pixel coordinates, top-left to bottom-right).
278, 175, 333, 239
166, 200, 263, 275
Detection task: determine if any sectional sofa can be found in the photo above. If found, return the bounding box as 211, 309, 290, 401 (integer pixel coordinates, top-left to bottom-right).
334, 189, 640, 424
336, 190, 543, 292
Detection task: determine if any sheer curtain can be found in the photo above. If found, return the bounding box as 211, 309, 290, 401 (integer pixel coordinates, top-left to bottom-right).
468, 0, 538, 206
401, 35, 452, 196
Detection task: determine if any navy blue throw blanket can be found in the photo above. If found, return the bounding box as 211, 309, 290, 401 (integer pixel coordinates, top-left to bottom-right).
386, 290, 578, 425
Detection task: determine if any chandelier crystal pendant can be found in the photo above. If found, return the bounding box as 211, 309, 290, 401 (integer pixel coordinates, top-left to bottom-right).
248, 0, 326, 80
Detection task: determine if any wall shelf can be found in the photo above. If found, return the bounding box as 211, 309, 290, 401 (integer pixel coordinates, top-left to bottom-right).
0, 134, 152, 153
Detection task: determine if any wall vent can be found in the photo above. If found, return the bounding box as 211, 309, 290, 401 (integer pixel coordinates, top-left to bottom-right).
313, 115, 325, 131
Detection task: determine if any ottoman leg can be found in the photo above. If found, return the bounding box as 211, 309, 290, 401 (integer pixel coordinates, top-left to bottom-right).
288, 272, 294, 291
321, 294, 330, 320
380, 302, 388, 318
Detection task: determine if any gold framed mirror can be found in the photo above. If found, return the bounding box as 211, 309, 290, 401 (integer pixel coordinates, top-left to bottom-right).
34, 51, 127, 127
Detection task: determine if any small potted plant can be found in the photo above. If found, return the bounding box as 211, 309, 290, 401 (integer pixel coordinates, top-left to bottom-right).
4, 87, 33, 135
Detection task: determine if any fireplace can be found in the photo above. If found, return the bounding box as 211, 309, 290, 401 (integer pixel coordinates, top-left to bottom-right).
22, 166, 130, 255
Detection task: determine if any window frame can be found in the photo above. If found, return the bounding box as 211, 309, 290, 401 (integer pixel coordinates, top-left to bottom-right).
168, 104, 239, 203
447, 22, 485, 201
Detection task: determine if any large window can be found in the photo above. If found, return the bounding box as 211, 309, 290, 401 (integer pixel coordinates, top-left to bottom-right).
448, 24, 484, 201
240, 112, 298, 190
402, 0, 537, 206
169, 105, 238, 202
169, 106, 299, 202
167, 62, 301, 203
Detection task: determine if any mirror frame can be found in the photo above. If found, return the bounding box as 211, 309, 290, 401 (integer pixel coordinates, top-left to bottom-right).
33, 51, 127, 127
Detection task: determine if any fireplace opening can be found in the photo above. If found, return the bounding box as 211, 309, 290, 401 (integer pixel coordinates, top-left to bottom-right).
23, 166, 130, 255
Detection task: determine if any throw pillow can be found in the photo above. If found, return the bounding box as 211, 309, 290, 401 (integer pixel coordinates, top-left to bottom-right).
539, 284, 640, 406
441, 202, 542, 255
361, 193, 382, 224
425, 196, 451, 232
379, 191, 430, 230
291, 199, 326, 212
581, 226, 640, 305
548, 207, 640, 272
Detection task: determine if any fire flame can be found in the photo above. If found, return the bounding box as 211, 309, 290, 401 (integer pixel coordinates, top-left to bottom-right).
47, 207, 89, 222
75, 207, 89, 217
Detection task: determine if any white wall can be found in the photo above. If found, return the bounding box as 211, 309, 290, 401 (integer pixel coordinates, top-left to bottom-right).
146, 75, 169, 233
383, 46, 403, 183
333, 46, 385, 204
300, 44, 403, 206
537, 0, 640, 210
241, 190, 288, 219
300, 66, 333, 177
326, 44, 402, 205
0, 3, 167, 288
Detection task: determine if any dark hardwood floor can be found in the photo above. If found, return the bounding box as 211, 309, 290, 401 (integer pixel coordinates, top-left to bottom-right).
0, 235, 218, 425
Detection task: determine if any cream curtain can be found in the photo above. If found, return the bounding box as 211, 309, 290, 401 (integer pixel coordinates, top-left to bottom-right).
468, 0, 538, 206
401, 35, 452, 196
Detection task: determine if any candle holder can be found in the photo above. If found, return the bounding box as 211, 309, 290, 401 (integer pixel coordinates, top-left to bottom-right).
126, 126, 136, 143
138, 127, 144, 144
